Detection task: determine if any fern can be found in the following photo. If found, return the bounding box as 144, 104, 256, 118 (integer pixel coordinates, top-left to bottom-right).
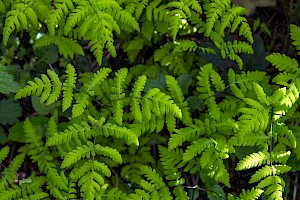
34, 36, 84, 59
249, 165, 292, 184
62, 64, 77, 111
236, 150, 270, 170
290, 24, 300, 54
111, 68, 128, 125
197, 63, 225, 121
0, 153, 25, 192
266, 53, 299, 73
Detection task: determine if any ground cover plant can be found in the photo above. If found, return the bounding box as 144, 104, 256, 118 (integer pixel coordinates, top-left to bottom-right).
0, 0, 300, 199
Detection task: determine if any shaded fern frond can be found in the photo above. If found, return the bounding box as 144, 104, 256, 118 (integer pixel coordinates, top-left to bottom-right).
290, 24, 300, 54
130, 75, 147, 122
197, 63, 225, 121
0, 153, 25, 190
111, 68, 128, 125
34, 35, 84, 59
0, 146, 9, 164
73, 67, 112, 118
165, 75, 192, 126
61, 141, 122, 168
62, 64, 77, 111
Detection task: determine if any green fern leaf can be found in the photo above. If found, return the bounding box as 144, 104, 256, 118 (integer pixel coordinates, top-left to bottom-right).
140, 165, 166, 189
15, 69, 62, 105
0, 146, 9, 164
145, 88, 182, 119
165, 75, 193, 126
236, 150, 270, 170
183, 138, 210, 161
111, 68, 128, 125
256, 176, 285, 200
72, 67, 111, 118
249, 165, 292, 184
96, 123, 139, 146
34, 36, 84, 59
47, 2, 71, 36
290, 24, 300, 54
265, 53, 299, 73
62, 64, 77, 111
70, 160, 111, 181
0, 153, 25, 190
130, 75, 147, 122
61, 142, 95, 168
95, 144, 122, 164
173, 40, 198, 52
238, 188, 263, 200
252, 82, 269, 105
3, 5, 27, 45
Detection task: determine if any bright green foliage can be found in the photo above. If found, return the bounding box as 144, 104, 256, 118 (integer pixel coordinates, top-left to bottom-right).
1, 0, 299, 199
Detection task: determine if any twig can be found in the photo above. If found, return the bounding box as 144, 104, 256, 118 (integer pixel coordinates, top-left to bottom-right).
293, 172, 298, 200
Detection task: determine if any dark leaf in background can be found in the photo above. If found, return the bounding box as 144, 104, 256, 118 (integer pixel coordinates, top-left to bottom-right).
8, 116, 48, 143
0, 66, 20, 94
0, 98, 22, 125
177, 73, 193, 94
144, 69, 167, 92
0, 127, 8, 144
34, 44, 59, 65
241, 34, 269, 71
31, 96, 56, 115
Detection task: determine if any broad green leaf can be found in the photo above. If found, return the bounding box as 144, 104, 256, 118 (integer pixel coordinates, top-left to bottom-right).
0, 66, 20, 94
0, 98, 22, 125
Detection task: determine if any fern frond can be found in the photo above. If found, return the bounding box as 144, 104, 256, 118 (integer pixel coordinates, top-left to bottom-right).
182, 138, 210, 161
236, 150, 270, 170
266, 53, 299, 73
249, 165, 292, 184
256, 176, 285, 200
95, 144, 122, 164
144, 88, 182, 119
173, 40, 198, 52
47, 1, 72, 36
197, 63, 224, 120
204, 0, 230, 37
62, 64, 77, 111
165, 75, 192, 126
0, 146, 9, 164
0, 153, 25, 190
72, 67, 111, 118
111, 68, 128, 125
95, 123, 139, 146
15, 69, 62, 105
290, 24, 300, 54
3, 3, 28, 45
130, 75, 147, 122
252, 82, 269, 105
218, 6, 247, 35
34, 36, 84, 59
61, 141, 95, 169
70, 160, 111, 181
238, 188, 264, 200
140, 165, 165, 188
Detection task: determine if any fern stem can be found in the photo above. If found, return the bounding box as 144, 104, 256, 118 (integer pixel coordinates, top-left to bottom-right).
270, 121, 274, 175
